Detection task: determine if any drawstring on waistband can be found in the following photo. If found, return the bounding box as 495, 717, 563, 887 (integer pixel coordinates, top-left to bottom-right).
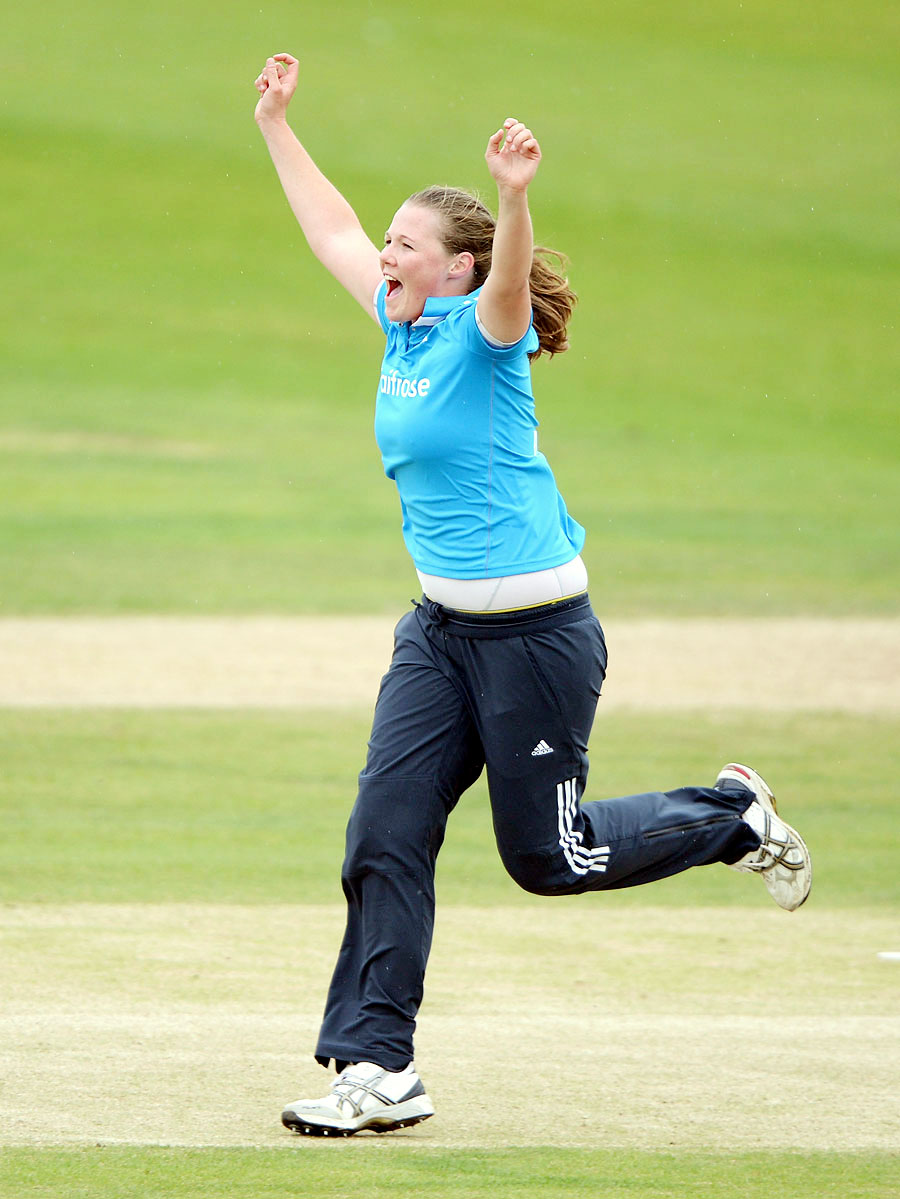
411, 596, 447, 628
412, 592, 593, 640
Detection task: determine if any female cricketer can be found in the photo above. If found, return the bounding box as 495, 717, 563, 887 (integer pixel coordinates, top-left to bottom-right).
253, 53, 812, 1137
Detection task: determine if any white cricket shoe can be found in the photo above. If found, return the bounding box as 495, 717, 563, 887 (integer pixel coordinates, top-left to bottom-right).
281, 1061, 434, 1137
716, 763, 812, 911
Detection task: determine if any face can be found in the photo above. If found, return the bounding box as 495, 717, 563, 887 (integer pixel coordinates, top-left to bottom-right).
380, 202, 471, 323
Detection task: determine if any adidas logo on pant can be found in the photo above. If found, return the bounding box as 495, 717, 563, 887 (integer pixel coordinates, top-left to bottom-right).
531, 739, 554, 756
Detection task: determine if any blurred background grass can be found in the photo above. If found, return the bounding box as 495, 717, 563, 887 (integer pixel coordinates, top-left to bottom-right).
1, 707, 894, 909
2, 0, 897, 614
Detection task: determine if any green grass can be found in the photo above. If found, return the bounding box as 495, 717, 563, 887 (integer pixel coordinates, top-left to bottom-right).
2, 1146, 898, 1199
1, 707, 895, 909
2, 0, 898, 614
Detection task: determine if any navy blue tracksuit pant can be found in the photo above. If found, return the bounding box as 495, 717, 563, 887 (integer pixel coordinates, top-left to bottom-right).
315, 594, 760, 1072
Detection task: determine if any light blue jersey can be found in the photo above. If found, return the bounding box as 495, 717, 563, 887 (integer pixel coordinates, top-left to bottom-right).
373, 281, 585, 579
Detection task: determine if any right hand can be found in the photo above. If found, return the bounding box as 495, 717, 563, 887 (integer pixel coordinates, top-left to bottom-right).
254, 54, 299, 125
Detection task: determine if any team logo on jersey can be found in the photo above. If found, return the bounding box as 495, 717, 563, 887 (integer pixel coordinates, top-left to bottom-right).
379, 370, 431, 398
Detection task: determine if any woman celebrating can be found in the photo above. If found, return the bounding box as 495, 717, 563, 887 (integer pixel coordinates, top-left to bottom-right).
254, 54, 811, 1138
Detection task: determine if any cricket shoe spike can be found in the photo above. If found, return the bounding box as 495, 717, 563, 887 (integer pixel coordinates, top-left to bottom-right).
716, 763, 812, 911
281, 1061, 434, 1137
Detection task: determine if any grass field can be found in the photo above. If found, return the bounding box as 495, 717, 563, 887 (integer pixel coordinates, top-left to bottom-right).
2, 0, 898, 615
2, 1, 898, 1196
4, 1148, 897, 1199
0, 707, 897, 908
2, 707, 899, 1197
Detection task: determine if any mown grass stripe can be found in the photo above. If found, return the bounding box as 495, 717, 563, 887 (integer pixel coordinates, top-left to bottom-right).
2, 1146, 898, 1199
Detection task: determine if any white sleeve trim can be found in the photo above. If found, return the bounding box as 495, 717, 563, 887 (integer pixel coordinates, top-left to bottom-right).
474, 304, 521, 348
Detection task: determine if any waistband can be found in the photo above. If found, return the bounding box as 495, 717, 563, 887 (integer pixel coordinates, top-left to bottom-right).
415, 592, 593, 639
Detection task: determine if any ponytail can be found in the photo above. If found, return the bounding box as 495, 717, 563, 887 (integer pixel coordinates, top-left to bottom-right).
407, 185, 577, 360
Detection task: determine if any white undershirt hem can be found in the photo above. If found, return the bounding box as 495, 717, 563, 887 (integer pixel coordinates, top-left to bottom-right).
416, 554, 588, 612
474, 305, 520, 348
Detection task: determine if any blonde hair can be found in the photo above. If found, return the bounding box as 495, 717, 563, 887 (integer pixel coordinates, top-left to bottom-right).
406, 185, 576, 360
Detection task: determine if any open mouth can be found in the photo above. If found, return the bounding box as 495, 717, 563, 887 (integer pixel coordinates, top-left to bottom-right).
384, 274, 403, 300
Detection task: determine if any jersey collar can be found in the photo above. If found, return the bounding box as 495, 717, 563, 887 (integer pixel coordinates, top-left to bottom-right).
410, 286, 482, 329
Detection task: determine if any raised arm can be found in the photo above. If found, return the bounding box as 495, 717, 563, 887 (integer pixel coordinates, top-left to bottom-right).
254, 55, 383, 322
476, 117, 542, 345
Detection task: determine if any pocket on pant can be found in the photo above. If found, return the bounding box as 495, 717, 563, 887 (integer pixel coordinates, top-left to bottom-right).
522, 620, 607, 713
522, 640, 565, 713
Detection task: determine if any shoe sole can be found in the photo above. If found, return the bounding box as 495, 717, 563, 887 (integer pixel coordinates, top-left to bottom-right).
720, 762, 812, 910
282, 1099, 434, 1138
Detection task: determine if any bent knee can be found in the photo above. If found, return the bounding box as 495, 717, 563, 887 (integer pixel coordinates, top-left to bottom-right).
500, 848, 569, 896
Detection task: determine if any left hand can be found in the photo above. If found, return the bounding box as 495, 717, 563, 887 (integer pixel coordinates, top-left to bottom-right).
485, 118, 542, 191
